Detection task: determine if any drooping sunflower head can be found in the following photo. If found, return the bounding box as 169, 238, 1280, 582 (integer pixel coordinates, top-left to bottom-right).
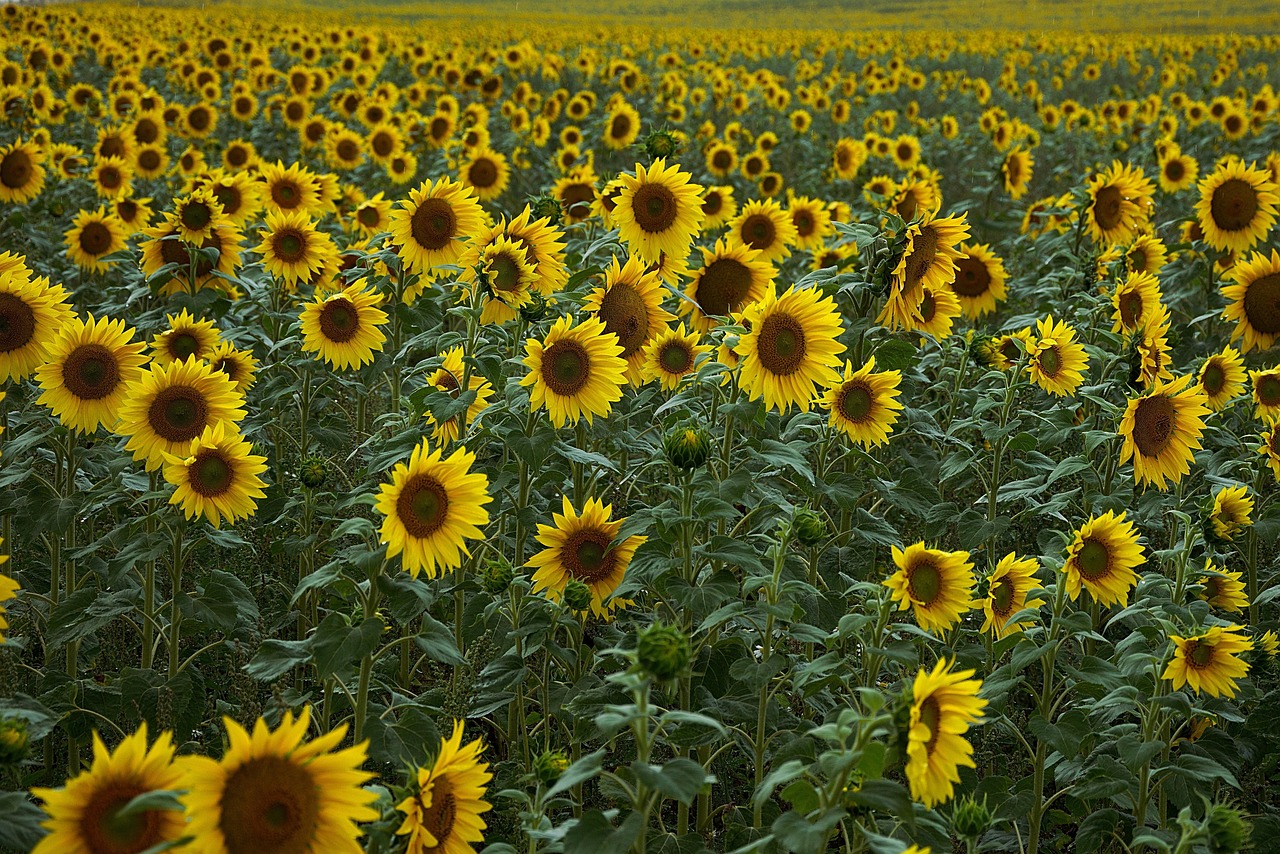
905, 658, 988, 809
1061, 510, 1145, 607
614, 158, 705, 264
1084, 160, 1154, 246
396, 721, 493, 854
1195, 561, 1249, 614
35, 313, 149, 435
520, 314, 628, 428
1195, 158, 1280, 254
736, 284, 847, 413
1208, 484, 1254, 543
1118, 374, 1211, 491
116, 357, 247, 471
883, 542, 976, 634
299, 282, 389, 371
820, 356, 904, 448
150, 309, 221, 367
389, 177, 486, 274
1221, 248, 1280, 354
582, 254, 675, 383
528, 495, 648, 618
1162, 625, 1252, 699
879, 212, 970, 332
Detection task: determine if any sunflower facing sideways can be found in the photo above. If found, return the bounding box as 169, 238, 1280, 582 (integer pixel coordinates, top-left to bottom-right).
375, 440, 492, 579
905, 659, 988, 809
581, 254, 675, 384
879, 212, 970, 331
1196, 346, 1247, 411
1111, 271, 1164, 334
682, 236, 774, 332
474, 235, 538, 324
396, 721, 492, 854
1162, 625, 1252, 699
208, 341, 258, 394
389, 177, 485, 276
299, 282, 389, 371
36, 314, 148, 434
1194, 158, 1279, 254
180, 707, 379, 854
424, 346, 494, 446
521, 314, 628, 428
613, 158, 705, 264
639, 323, 710, 390
950, 243, 1008, 318
0, 272, 64, 383
821, 356, 904, 447
1221, 248, 1280, 354
981, 552, 1045, 638
1061, 510, 1145, 607
883, 542, 976, 634
529, 495, 648, 618
64, 206, 128, 273
31, 724, 186, 854
1196, 561, 1249, 614
1027, 315, 1089, 396
1252, 367, 1280, 423
115, 357, 247, 471
1262, 425, 1280, 480
1118, 374, 1211, 490
736, 285, 846, 412
1209, 485, 1254, 542
163, 422, 268, 528
1083, 160, 1154, 246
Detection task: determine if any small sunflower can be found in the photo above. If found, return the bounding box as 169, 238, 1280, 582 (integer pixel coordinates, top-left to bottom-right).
36, 314, 148, 434
1162, 625, 1252, 699
460, 147, 511, 203
603, 101, 642, 150
1251, 367, 1280, 423
581, 254, 675, 384
208, 341, 258, 394
883, 542, 976, 634
396, 721, 493, 854
256, 210, 333, 289
520, 314, 628, 428
699, 185, 737, 231
1209, 485, 1254, 542
529, 495, 648, 618
950, 243, 1008, 318
423, 346, 494, 446
613, 158, 705, 264
376, 441, 492, 578
389, 177, 485, 276
1027, 315, 1089, 397
475, 236, 539, 324
172, 188, 227, 244
552, 166, 598, 224
0, 272, 64, 383
1158, 148, 1199, 194
116, 357, 247, 471
150, 309, 222, 366
787, 195, 833, 251
682, 237, 774, 332
1126, 234, 1168, 277
1061, 510, 1146, 607
820, 356, 904, 448
259, 160, 322, 216
1002, 146, 1034, 199
140, 217, 243, 296
64, 207, 128, 272
1118, 374, 1210, 490
299, 282, 389, 371
1195, 158, 1279, 254
736, 285, 846, 413
905, 658, 988, 809
1111, 271, 1164, 334
1084, 161, 1154, 246
981, 552, 1045, 638
1131, 305, 1174, 390
164, 422, 268, 528
640, 323, 709, 390
909, 283, 962, 339
1196, 561, 1249, 614
1221, 248, 1280, 354
727, 198, 797, 264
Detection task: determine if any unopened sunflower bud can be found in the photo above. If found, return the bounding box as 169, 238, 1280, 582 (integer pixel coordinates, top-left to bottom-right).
0, 717, 29, 765
1205, 802, 1250, 854
480, 555, 515, 595
533, 749, 570, 783
529, 193, 562, 225
518, 291, 550, 324
663, 424, 711, 470
951, 794, 993, 841
636, 622, 690, 681
643, 129, 681, 160
299, 455, 328, 489
792, 507, 828, 547
563, 579, 592, 612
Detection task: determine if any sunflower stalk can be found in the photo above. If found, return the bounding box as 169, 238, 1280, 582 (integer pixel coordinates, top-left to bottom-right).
753, 522, 791, 827
353, 558, 384, 744
986, 361, 1022, 565
167, 517, 185, 680
63, 430, 80, 774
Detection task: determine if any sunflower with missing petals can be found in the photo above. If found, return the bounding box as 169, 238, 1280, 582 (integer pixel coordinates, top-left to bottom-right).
376, 440, 492, 579
150, 309, 222, 366
31, 724, 186, 854
821, 356, 904, 447
64, 207, 128, 273
1084, 161, 1154, 246
36, 314, 148, 434
521, 315, 627, 428
581, 254, 675, 384
0, 272, 64, 383
683, 237, 774, 332
1196, 561, 1248, 614
1197, 346, 1246, 410
613, 158, 705, 264
640, 323, 709, 390
727, 198, 797, 264
950, 243, 1008, 318
879, 212, 970, 331
116, 357, 246, 471
1162, 625, 1252, 699
1111, 271, 1163, 334
736, 285, 846, 413
1027, 315, 1089, 397
883, 542, 976, 634
181, 707, 378, 854
1195, 158, 1279, 254
1119, 374, 1210, 490
905, 658, 988, 809
1221, 248, 1280, 354
397, 721, 493, 854
424, 346, 494, 445
529, 496, 648, 618
390, 178, 485, 276
0, 139, 46, 204
1209, 485, 1253, 542
163, 422, 268, 528
1061, 510, 1145, 607
256, 210, 333, 289
299, 282, 389, 371
981, 552, 1045, 638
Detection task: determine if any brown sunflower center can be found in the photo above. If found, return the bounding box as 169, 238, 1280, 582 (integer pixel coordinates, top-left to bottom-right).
702, 192, 723, 216
488, 254, 522, 293
357, 206, 380, 227
0, 292, 36, 352
610, 113, 632, 139
1242, 272, 1280, 335
189, 448, 233, 497
168, 331, 200, 361
1076, 537, 1112, 580
62, 343, 121, 400
917, 695, 942, 753
1258, 373, 1280, 407
1092, 185, 1123, 231
422, 776, 458, 843
337, 139, 359, 162
182, 201, 213, 232
99, 166, 122, 190
907, 558, 942, 604
596, 283, 649, 356
410, 197, 457, 251
560, 183, 594, 215
712, 150, 733, 170
188, 107, 210, 131
220, 756, 320, 854
1119, 291, 1144, 328
372, 132, 394, 157
1131, 394, 1175, 458
1185, 638, 1215, 669
903, 225, 939, 291
793, 211, 815, 236
696, 258, 752, 318
1164, 159, 1185, 182
212, 185, 241, 216
79, 221, 113, 256
952, 256, 991, 297
999, 338, 1022, 363
755, 313, 807, 376
1005, 154, 1023, 184
741, 213, 776, 251
271, 180, 301, 209
919, 291, 937, 323
1036, 343, 1062, 378
79, 781, 165, 854
659, 341, 693, 373
564, 528, 617, 584
468, 157, 498, 189
895, 191, 920, 222
226, 146, 248, 168
319, 298, 360, 343
396, 473, 450, 538
541, 339, 590, 396
1210, 179, 1259, 232
630, 182, 678, 234
837, 381, 873, 423
1201, 362, 1225, 395
272, 229, 307, 263
147, 385, 209, 443
990, 577, 1015, 615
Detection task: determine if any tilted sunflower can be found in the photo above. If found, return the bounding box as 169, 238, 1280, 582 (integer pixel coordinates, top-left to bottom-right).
0, 272, 64, 383
1125, 233, 1168, 277
423, 346, 494, 446
581, 254, 675, 384
879, 212, 970, 332
150, 309, 222, 366
981, 552, 1046, 639
1194, 158, 1279, 254
820, 356, 904, 448
351, 193, 392, 237
31, 724, 186, 854
737, 285, 846, 413
474, 236, 538, 324
1111, 271, 1164, 334
1061, 510, 1145, 607
682, 236, 774, 332
36, 313, 148, 434
1196, 347, 1245, 412
529, 495, 648, 618
908, 282, 962, 339
1130, 304, 1174, 390
1209, 485, 1253, 542
375, 440, 492, 579
0, 138, 46, 204
883, 542, 976, 634
299, 282, 389, 371
139, 216, 243, 297
390, 177, 485, 276
639, 322, 710, 391
1083, 161, 1154, 246
613, 158, 704, 264
255, 210, 334, 290
520, 314, 627, 428
727, 198, 797, 264
950, 242, 1008, 318
396, 721, 493, 854
180, 708, 379, 854
699, 185, 737, 232
206, 341, 258, 395
1118, 374, 1211, 490
163, 422, 268, 528
1027, 315, 1089, 397
1196, 561, 1248, 614
1251, 367, 1280, 423
64, 207, 128, 273
460, 146, 511, 203
905, 658, 988, 809
1221, 248, 1280, 354
1262, 424, 1280, 480
1162, 625, 1252, 699
1002, 146, 1034, 199
116, 357, 247, 471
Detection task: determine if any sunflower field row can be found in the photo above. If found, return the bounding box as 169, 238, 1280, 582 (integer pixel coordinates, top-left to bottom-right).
0, 4, 1278, 854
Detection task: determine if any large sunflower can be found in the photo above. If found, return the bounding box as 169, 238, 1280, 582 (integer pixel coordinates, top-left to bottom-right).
520, 314, 627, 428
1162, 625, 1252, 699
0, 139, 45, 204
389, 178, 485, 276
1252, 367, 1280, 423
529, 495, 648, 618
424, 346, 494, 446
1194, 158, 1279, 254
1084, 161, 1154, 246
1118, 374, 1210, 490
181, 708, 378, 854
613, 158, 705, 264
1026, 315, 1088, 397
905, 658, 988, 809
883, 542, 975, 634
981, 552, 1045, 639
581, 254, 675, 384
31, 724, 186, 854
150, 309, 222, 366
1061, 510, 1145, 607
1221, 248, 1280, 354
64, 207, 128, 273
36, 314, 148, 434
639, 323, 709, 390
299, 283, 388, 371
116, 357, 247, 471
950, 243, 1008, 319
736, 285, 846, 413
682, 237, 774, 332
0, 272, 63, 383
375, 441, 492, 579
1209, 485, 1253, 542
820, 356, 904, 447
727, 198, 797, 264
396, 721, 492, 854
163, 422, 268, 528
879, 212, 970, 331
1111, 271, 1164, 334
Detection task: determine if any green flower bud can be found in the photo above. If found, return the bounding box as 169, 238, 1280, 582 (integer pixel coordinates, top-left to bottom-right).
636, 622, 690, 681
480, 555, 516, 595
951, 794, 993, 841
643, 129, 682, 160
663, 424, 712, 470
529, 193, 562, 225
298, 455, 328, 489
1205, 802, 1250, 854
792, 507, 828, 547
0, 717, 29, 765
563, 579, 592, 612
518, 291, 550, 324
533, 749, 570, 783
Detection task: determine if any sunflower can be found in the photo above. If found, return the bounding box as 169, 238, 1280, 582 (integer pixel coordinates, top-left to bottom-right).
299, 282, 388, 371
909, 283, 962, 339
460, 147, 510, 203
820, 356, 904, 448
727, 198, 797, 264
116, 357, 247, 471
581, 254, 675, 384
1262, 425, 1280, 480
552, 167, 598, 224
424, 346, 494, 445
366, 122, 404, 167
640, 323, 709, 390
1084, 161, 1154, 246
883, 542, 975, 634
389, 178, 485, 276
63, 206, 127, 273
1162, 625, 1252, 699
1026, 315, 1089, 397
36, 314, 148, 434
206, 171, 264, 227
150, 309, 222, 366
164, 422, 268, 528
140, 217, 243, 297
1196, 561, 1248, 614
682, 237, 772, 332
613, 158, 704, 264
981, 552, 1045, 638
1252, 367, 1280, 423
375, 440, 492, 579
1061, 510, 1146, 607
529, 495, 647, 618
115, 196, 154, 230
1126, 234, 1168, 277
949, 243, 1007, 319
1118, 374, 1210, 490
700, 185, 737, 231
91, 155, 133, 200
736, 285, 846, 413
396, 721, 493, 854
172, 188, 227, 244
0, 138, 46, 204
1158, 149, 1199, 194
1002, 147, 1034, 199
181, 707, 378, 854
705, 141, 738, 179
1131, 305, 1174, 390
811, 241, 858, 273
787, 195, 832, 251
0, 272, 64, 383
603, 101, 642, 150
325, 127, 366, 171
259, 160, 322, 216
890, 178, 939, 222
520, 314, 627, 428
208, 341, 258, 394
1194, 158, 1279, 254
832, 137, 867, 181
31, 724, 186, 854
1111, 271, 1163, 334
1221, 248, 1280, 354
255, 211, 334, 289
905, 659, 988, 809
1209, 485, 1254, 542
879, 212, 970, 331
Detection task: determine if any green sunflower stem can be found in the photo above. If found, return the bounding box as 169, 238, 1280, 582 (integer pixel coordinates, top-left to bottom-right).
142, 472, 159, 670
573, 421, 587, 505
986, 360, 1020, 564
63, 431, 80, 774
753, 526, 790, 828
353, 561, 384, 744
168, 518, 185, 680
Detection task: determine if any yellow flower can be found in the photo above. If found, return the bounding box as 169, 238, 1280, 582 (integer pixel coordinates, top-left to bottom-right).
582, 254, 675, 384
389, 177, 485, 276
981, 552, 1045, 638
115, 357, 247, 471
396, 721, 493, 854
736, 285, 846, 413
906, 659, 987, 809
1195, 158, 1279, 254
1118, 374, 1210, 490
613, 158, 705, 264
36, 313, 148, 435
299, 283, 389, 371
1195, 561, 1248, 614
820, 357, 904, 448
950, 243, 1008, 319
1027, 315, 1089, 397
640, 323, 710, 391
883, 542, 975, 634
520, 314, 627, 428
163, 422, 268, 528
1208, 485, 1253, 542
529, 496, 647, 619
1061, 510, 1145, 607
1197, 347, 1246, 411
1250, 367, 1280, 423
1162, 625, 1252, 699
1220, 248, 1280, 354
